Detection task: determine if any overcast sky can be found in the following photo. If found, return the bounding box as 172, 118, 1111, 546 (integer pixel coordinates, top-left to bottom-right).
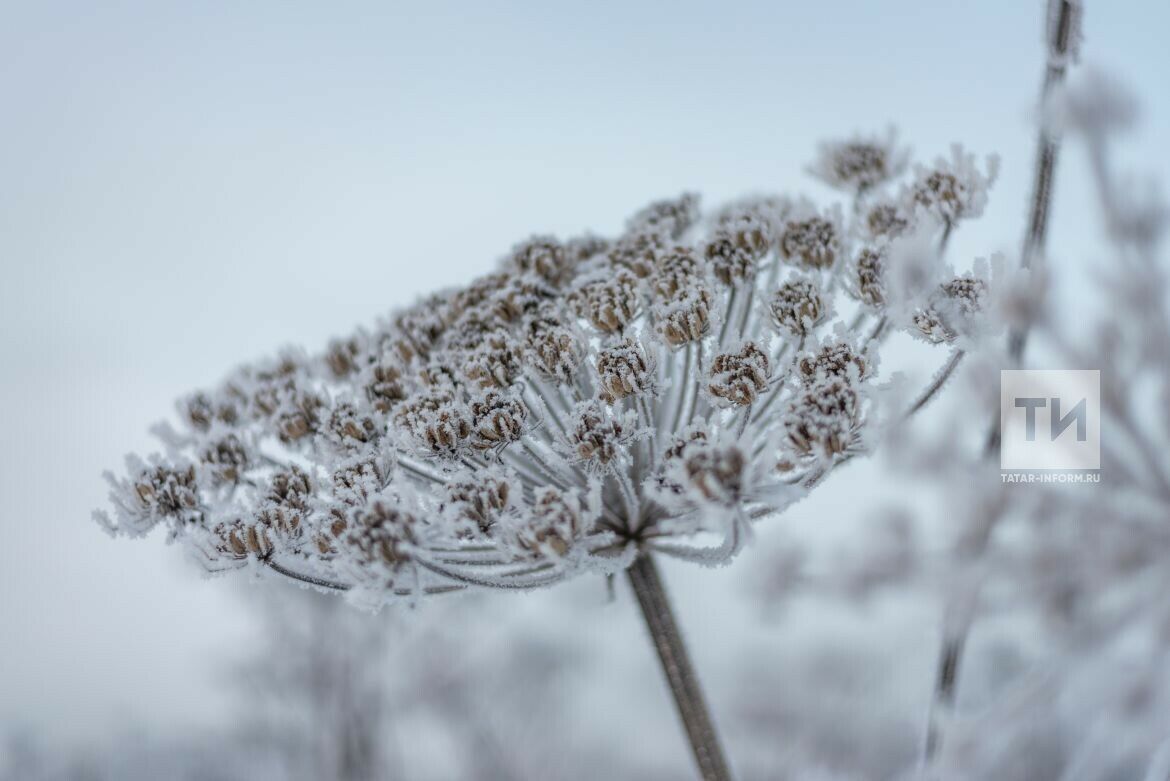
1, 0, 1167, 747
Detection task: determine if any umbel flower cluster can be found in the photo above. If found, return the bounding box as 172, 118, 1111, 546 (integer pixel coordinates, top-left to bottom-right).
97, 134, 997, 604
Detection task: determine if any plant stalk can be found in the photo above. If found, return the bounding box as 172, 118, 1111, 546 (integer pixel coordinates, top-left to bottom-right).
921, 0, 1079, 769
627, 553, 733, 781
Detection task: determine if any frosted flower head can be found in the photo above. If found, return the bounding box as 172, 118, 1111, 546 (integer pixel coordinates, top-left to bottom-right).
770, 277, 827, 337
912, 271, 990, 345
97, 130, 996, 602
905, 145, 999, 226
596, 337, 658, 401
778, 205, 844, 270
783, 378, 861, 461
809, 129, 909, 194
708, 342, 772, 407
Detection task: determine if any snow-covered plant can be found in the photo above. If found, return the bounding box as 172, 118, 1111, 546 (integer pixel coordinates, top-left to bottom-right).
96, 135, 996, 779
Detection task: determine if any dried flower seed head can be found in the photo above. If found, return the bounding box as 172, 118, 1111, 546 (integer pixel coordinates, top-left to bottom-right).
606, 232, 662, 278
394, 395, 471, 457
331, 456, 387, 506
779, 211, 841, 269
442, 472, 513, 536
564, 233, 610, 266
652, 246, 704, 300
913, 274, 990, 344
200, 434, 250, 485
809, 131, 908, 194
325, 336, 363, 379
490, 274, 555, 323
462, 330, 524, 389
798, 340, 870, 385
508, 236, 567, 286
522, 315, 582, 384
570, 271, 642, 333
392, 299, 448, 362
655, 287, 713, 348
129, 462, 200, 526
183, 391, 239, 431
783, 378, 860, 459
906, 145, 998, 225
626, 192, 700, 240
770, 278, 826, 337
569, 400, 625, 467
516, 488, 583, 557
364, 360, 407, 413
708, 342, 772, 407
345, 501, 418, 571
683, 442, 747, 507
864, 201, 912, 241
275, 389, 325, 444
704, 233, 758, 286
325, 402, 380, 451
596, 338, 657, 401
470, 390, 528, 450
850, 247, 887, 308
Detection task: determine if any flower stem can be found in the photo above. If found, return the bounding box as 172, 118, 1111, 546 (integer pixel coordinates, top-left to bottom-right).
626, 553, 733, 781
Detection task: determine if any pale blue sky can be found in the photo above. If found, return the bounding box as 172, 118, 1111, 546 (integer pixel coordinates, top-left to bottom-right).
1, 0, 1167, 746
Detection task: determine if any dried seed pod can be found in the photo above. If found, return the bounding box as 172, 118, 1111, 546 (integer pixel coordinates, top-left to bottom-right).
182, 392, 239, 431
704, 234, 758, 285
851, 248, 886, 308
213, 518, 272, 560
517, 488, 583, 556
331, 456, 386, 506
392, 297, 448, 362
684, 443, 747, 506
655, 288, 713, 348
770, 278, 825, 337
364, 359, 407, 413
133, 464, 200, 519
491, 274, 555, 322
798, 341, 869, 385
596, 338, 657, 401
784, 378, 860, 458
325, 402, 380, 449
442, 473, 512, 535
652, 246, 704, 300
470, 390, 528, 450
779, 215, 840, 269
864, 201, 911, 241
509, 236, 567, 285
200, 434, 249, 485
913, 275, 989, 344
607, 232, 662, 278
569, 401, 624, 466
462, 330, 524, 389
625, 192, 699, 240
394, 394, 472, 456
570, 271, 642, 333
810, 134, 906, 194
564, 233, 610, 266
708, 342, 772, 407
654, 428, 710, 495
523, 315, 582, 384
907, 147, 997, 225
345, 501, 418, 570
324, 336, 363, 378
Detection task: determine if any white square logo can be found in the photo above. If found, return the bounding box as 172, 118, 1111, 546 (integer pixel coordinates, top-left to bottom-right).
1000, 370, 1100, 471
